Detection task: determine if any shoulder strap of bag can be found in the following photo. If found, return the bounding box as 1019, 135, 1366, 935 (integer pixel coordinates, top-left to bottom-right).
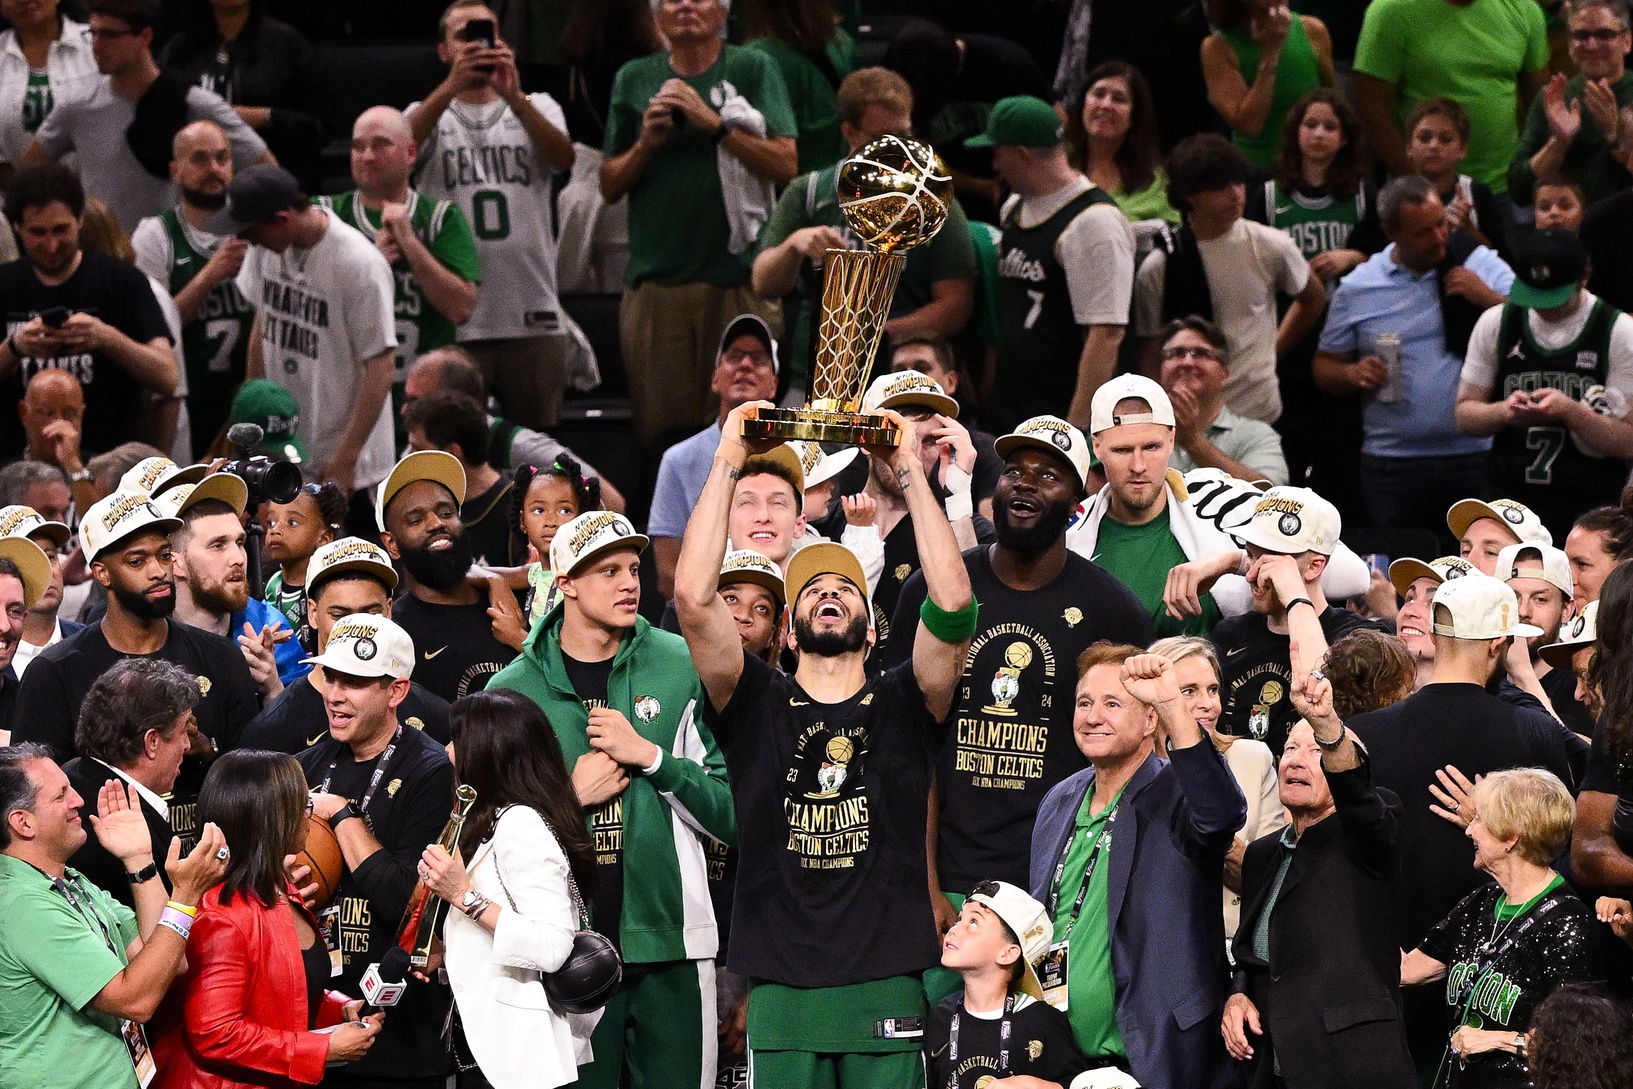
488, 805, 589, 930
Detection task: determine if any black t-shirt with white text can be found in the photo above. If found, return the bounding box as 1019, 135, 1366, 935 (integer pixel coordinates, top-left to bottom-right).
390, 593, 516, 702
887, 547, 1153, 890
712, 651, 945, 987
0, 251, 170, 455
1215, 605, 1381, 753
10, 620, 259, 841
925, 992, 1094, 1089
562, 650, 625, 950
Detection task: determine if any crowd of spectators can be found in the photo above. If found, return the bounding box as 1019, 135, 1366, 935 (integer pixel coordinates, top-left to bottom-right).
8, 1, 1633, 1089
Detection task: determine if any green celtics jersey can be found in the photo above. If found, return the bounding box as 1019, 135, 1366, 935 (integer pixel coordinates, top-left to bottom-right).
22, 70, 51, 135
160, 209, 255, 456
316, 189, 481, 444
1259, 179, 1362, 259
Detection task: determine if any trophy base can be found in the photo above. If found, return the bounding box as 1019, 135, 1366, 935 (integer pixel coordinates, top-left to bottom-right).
742, 407, 901, 447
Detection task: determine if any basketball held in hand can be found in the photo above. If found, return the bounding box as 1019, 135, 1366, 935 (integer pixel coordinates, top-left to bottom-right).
293, 814, 344, 908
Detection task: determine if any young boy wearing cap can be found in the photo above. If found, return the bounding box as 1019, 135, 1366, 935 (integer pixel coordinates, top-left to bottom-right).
239, 537, 452, 754
488, 509, 736, 1089
1211, 486, 1384, 754
300, 612, 457, 1089
1447, 496, 1554, 575
1496, 540, 1593, 738
1135, 134, 1324, 426
675, 401, 975, 1089
1346, 574, 1573, 1069
11, 488, 260, 832
885, 414, 1152, 1001
1456, 226, 1633, 543
928, 881, 1103, 1089
972, 94, 1134, 436
1067, 374, 1246, 637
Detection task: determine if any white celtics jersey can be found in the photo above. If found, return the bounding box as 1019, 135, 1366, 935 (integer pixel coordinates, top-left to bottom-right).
235, 208, 399, 489
410, 92, 566, 342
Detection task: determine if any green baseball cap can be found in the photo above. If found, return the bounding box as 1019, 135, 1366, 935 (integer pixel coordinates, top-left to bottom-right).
965, 96, 1065, 149
229, 379, 309, 464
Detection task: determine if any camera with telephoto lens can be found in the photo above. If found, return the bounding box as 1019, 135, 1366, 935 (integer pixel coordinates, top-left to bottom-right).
222, 422, 303, 507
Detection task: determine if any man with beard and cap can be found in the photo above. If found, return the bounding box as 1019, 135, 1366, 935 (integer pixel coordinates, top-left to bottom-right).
239, 536, 450, 754
675, 400, 975, 1089
886, 414, 1152, 1003
0, 504, 82, 680
489, 509, 735, 1089
130, 120, 256, 461
1211, 487, 1384, 755
376, 450, 516, 701
1496, 540, 1594, 738
156, 473, 300, 699
0, 534, 51, 743
10, 489, 257, 842
813, 369, 991, 660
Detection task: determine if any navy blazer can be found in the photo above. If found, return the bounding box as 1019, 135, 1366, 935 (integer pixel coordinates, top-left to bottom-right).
1030, 743, 1246, 1089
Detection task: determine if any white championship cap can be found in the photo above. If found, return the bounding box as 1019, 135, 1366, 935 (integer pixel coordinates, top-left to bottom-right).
302, 613, 415, 680
1229, 486, 1341, 556
1431, 573, 1544, 640
1089, 374, 1174, 435
1495, 541, 1573, 599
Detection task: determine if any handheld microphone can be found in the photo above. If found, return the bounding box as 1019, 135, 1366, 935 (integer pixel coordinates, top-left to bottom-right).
226, 422, 265, 450
359, 946, 412, 1015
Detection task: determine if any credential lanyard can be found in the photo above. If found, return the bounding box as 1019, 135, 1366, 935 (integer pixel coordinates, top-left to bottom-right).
1047, 804, 1117, 941
947, 992, 1014, 1088
53, 872, 120, 957
318, 724, 402, 814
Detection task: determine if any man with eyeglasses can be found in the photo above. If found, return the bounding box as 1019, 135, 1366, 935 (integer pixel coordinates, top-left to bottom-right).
20, 0, 271, 239
1158, 316, 1289, 485
752, 66, 975, 401
1512, 0, 1633, 206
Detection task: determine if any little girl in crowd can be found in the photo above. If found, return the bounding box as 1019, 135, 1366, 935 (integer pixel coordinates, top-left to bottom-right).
261, 482, 346, 631
501, 455, 603, 642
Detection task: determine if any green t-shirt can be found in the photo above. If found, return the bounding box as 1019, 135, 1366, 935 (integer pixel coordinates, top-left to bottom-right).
1111, 169, 1181, 226
745, 33, 857, 175
265, 569, 306, 632
1091, 507, 1221, 637
0, 856, 140, 1089
316, 189, 481, 445
1354, 0, 1549, 192
605, 45, 798, 288
757, 165, 977, 387
746, 973, 926, 1052
1051, 786, 1126, 1060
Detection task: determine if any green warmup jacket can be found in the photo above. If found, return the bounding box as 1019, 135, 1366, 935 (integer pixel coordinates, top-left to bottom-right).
486, 603, 736, 963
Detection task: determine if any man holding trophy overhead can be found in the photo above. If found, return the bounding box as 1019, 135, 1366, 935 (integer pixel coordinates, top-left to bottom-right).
676, 136, 980, 1088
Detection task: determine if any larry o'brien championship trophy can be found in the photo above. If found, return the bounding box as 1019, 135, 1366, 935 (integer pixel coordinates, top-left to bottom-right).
741, 135, 953, 447
398, 783, 477, 967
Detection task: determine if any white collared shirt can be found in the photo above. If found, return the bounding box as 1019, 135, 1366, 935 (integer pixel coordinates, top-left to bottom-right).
12, 618, 63, 679
93, 758, 170, 822
0, 18, 97, 168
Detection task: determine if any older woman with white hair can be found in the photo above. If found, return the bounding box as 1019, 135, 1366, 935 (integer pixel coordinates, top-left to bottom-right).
1402, 769, 1605, 1089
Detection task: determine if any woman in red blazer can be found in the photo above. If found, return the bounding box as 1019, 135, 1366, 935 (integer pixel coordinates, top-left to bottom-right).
151, 751, 384, 1088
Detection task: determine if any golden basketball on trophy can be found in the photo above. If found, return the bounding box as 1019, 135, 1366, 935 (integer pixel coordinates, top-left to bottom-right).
741, 135, 953, 448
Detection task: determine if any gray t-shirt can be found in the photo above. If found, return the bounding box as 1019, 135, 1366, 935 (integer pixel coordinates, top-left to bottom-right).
35, 78, 265, 235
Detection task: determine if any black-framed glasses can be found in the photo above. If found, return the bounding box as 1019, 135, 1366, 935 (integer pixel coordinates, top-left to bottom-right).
1161, 345, 1220, 362
1572, 27, 1626, 42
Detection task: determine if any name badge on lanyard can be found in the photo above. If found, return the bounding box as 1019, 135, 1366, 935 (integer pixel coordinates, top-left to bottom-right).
1041, 806, 1117, 1013
54, 874, 156, 1086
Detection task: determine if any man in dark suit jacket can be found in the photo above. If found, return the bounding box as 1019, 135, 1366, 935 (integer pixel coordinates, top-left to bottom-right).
1224, 676, 1417, 1089
1029, 644, 1246, 1089
61, 659, 202, 906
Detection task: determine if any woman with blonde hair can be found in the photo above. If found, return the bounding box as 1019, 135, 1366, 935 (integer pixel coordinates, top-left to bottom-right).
1403, 769, 1604, 1088
1150, 635, 1283, 943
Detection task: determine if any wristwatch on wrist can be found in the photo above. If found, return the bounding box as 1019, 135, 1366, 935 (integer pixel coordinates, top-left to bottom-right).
1314, 729, 1346, 752
68, 466, 93, 484
329, 803, 360, 828
126, 861, 160, 884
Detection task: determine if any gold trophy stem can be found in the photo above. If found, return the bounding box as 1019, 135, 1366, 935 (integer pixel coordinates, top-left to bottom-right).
398, 783, 477, 966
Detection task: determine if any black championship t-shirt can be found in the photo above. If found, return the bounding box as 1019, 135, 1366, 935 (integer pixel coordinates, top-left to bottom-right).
0, 251, 171, 455
298, 727, 455, 1078
562, 651, 627, 952
713, 651, 946, 987
871, 513, 997, 664
10, 621, 260, 841
925, 992, 1094, 1089
390, 594, 516, 702
1216, 606, 1381, 754
238, 675, 452, 753
887, 547, 1154, 890
1350, 684, 1573, 949
1418, 884, 1604, 1089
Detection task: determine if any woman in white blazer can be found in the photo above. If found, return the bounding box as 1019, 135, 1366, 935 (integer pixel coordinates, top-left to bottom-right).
418, 689, 602, 1089
1149, 637, 1285, 945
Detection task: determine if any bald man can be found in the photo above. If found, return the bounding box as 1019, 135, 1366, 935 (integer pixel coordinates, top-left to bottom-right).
318, 106, 480, 448
16, 369, 97, 512
131, 120, 256, 459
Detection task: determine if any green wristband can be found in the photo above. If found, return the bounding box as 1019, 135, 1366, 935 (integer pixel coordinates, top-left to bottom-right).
920, 594, 979, 643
